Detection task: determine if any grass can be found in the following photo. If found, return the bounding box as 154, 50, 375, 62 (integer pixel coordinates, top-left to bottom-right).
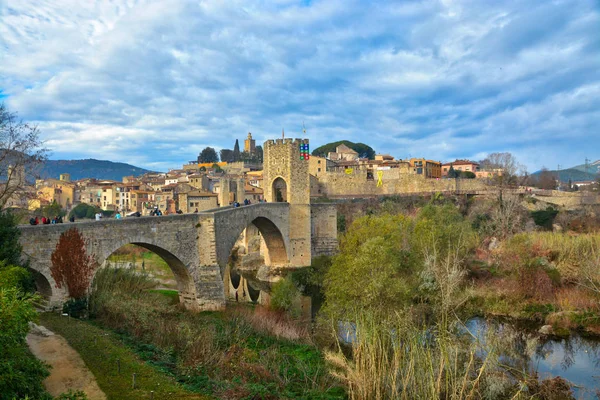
149, 289, 179, 304
39, 312, 208, 400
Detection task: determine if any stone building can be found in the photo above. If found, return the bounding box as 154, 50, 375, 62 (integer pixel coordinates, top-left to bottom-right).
327, 143, 359, 162
409, 158, 442, 179
244, 132, 256, 154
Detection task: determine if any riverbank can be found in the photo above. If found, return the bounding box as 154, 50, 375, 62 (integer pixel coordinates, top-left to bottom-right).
39, 313, 209, 400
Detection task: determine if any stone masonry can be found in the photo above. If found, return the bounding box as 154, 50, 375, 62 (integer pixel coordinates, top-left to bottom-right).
18, 138, 338, 311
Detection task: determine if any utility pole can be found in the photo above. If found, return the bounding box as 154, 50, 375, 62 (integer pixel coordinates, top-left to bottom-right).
585, 157, 590, 176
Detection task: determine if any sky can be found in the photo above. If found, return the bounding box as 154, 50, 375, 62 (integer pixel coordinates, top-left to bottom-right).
1, 0, 599, 172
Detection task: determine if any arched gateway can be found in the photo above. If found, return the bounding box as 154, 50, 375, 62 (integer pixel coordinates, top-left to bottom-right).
18, 138, 338, 311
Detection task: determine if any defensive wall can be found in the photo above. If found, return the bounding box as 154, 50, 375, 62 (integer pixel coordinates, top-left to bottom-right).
311, 168, 487, 198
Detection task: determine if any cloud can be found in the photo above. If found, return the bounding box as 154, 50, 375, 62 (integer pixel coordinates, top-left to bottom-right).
0, 0, 598, 172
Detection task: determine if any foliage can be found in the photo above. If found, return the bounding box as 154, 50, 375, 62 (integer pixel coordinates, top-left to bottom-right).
50, 227, 97, 299
323, 213, 416, 320
54, 390, 89, 400
68, 203, 102, 219
531, 207, 559, 230
326, 309, 535, 400
211, 163, 224, 173
0, 288, 51, 400
219, 149, 234, 163
269, 276, 301, 316
0, 103, 48, 209
0, 210, 22, 266
40, 313, 206, 400
62, 297, 88, 318
36, 199, 66, 218
312, 140, 375, 159
86, 267, 344, 399
0, 262, 34, 293
198, 146, 219, 163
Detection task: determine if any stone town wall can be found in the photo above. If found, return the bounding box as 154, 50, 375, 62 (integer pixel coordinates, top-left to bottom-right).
312, 170, 487, 197
310, 203, 338, 257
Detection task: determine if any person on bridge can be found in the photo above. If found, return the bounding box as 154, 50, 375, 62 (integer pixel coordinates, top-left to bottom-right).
69, 216, 75, 223
115, 212, 122, 220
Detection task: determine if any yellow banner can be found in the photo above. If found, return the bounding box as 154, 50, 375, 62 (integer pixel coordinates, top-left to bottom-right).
345, 168, 353, 174
376, 170, 384, 187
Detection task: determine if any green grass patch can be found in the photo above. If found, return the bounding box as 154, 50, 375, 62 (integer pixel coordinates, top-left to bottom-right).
39, 313, 208, 400
148, 289, 179, 304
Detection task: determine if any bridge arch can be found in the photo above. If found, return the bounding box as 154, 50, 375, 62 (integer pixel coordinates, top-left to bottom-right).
97, 239, 198, 308
211, 204, 291, 271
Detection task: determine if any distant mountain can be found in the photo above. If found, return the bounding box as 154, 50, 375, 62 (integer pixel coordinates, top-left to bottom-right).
39, 159, 157, 181
532, 168, 598, 183
569, 160, 600, 175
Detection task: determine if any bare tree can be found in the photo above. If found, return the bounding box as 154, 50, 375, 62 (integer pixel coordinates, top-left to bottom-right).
0, 103, 48, 209
480, 152, 525, 187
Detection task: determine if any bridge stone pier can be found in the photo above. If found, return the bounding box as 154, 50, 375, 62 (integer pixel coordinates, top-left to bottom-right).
18, 137, 338, 311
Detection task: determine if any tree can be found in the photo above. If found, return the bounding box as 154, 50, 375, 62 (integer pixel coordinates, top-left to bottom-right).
233, 139, 241, 162
69, 203, 102, 219
447, 165, 458, 179
312, 140, 376, 159
536, 167, 557, 190
479, 152, 524, 187
0, 210, 22, 266
220, 149, 234, 163
50, 228, 97, 299
37, 200, 66, 218
0, 103, 48, 209
255, 145, 263, 163
198, 147, 219, 164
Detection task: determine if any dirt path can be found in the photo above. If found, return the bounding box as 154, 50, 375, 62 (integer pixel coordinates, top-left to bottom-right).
27, 325, 107, 400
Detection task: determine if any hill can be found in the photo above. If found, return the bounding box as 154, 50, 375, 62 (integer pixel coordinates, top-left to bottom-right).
532, 167, 598, 183
311, 140, 375, 159
39, 159, 157, 181
570, 160, 600, 175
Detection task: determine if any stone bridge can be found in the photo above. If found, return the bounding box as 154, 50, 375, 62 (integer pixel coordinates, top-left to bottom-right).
18, 202, 338, 310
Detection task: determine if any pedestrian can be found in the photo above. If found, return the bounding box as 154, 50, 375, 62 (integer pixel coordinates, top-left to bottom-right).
41, 216, 46, 224
115, 212, 122, 220
69, 216, 75, 223
35, 217, 39, 225
57, 216, 63, 223
194, 208, 198, 213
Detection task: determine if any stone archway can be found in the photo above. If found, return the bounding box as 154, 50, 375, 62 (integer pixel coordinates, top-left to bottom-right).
272, 177, 288, 203
97, 241, 199, 310
27, 268, 52, 301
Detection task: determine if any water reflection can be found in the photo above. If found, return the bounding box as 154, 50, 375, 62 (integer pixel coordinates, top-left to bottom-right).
467, 318, 600, 399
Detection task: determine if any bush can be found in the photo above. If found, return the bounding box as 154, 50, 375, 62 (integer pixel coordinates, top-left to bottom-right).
531, 207, 559, 230
69, 203, 102, 220
0, 210, 23, 266
63, 297, 88, 319
0, 288, 51, 400
269, 276, 301, 316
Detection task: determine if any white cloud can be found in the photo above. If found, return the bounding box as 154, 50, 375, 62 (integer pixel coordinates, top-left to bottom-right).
0, 0, 598, 171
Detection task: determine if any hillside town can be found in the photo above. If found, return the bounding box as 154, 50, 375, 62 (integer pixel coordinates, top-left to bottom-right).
3, 131, 599, 220
1, 132, 506, 218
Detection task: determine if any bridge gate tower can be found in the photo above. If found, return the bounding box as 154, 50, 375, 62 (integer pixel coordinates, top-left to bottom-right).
263, 138, 312, 266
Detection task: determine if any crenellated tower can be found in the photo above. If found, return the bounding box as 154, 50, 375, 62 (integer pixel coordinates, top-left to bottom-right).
263, 138, 311, 266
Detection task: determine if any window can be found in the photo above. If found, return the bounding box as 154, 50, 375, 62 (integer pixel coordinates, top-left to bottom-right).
318, 168, 321, 172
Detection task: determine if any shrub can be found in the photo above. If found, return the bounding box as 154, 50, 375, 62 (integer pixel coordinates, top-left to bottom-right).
0, 288, 51, 400
531, 207, 559, 230
269, 276, 301, 316
50, 227, 97, 299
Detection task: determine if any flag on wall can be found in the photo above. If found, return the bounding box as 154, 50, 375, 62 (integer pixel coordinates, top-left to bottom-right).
300, 143, 310, 160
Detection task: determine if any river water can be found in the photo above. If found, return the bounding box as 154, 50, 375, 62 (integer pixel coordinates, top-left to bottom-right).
466, 318, 600, 399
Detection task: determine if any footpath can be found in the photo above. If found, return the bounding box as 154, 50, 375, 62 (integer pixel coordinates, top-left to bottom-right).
26, 323, 107, 400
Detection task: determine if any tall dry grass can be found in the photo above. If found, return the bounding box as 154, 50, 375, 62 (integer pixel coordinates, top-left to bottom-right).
324, 311, 536, 400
